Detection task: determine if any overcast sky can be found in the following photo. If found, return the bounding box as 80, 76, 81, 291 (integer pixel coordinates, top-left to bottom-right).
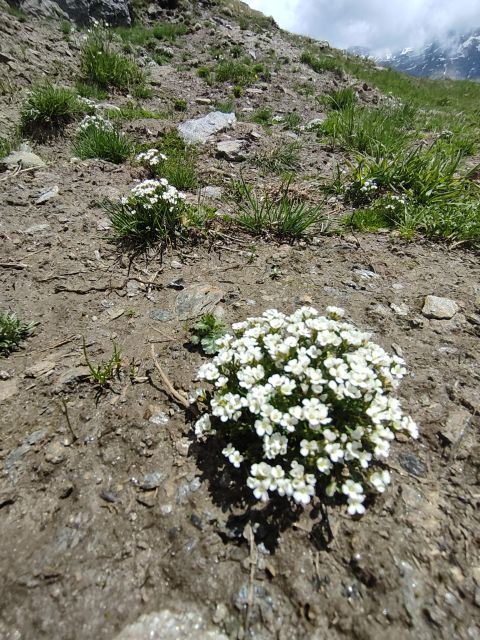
246, 0, 480, 54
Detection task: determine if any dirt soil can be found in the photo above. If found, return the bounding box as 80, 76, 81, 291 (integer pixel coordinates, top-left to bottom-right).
1, 4, 480, 640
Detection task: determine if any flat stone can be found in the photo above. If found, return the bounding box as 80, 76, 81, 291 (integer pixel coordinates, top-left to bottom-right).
390, 302, 409, 317
422, 295, 459, 319
174, 284, 224, 320
0, 378, 19, 402
178, 111, 236, 144
195, 98, 212, 105
139, 472, 164, 491
36, 185, 59, 204
440, 408, 471, 445
1, 146, 46, 170
25, 360, 56, 378
398, 451, 427, 477
199, 186, 224, 200
25, 223, 50, 235
114, 609, 228, 640
54, 366, 90, 390
216, 140, 246, 162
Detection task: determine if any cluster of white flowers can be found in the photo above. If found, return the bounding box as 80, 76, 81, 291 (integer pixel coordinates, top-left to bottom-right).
360, 179, 378, 194
194, 306, 418, 516
136, 148, 167, 168
77, 96, 97, 109
384, 193, 407, 211
120, 178, 186, 213
77, 114, 113, 133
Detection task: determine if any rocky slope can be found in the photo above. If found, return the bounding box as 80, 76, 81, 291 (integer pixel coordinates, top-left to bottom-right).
0, 3, 480, 640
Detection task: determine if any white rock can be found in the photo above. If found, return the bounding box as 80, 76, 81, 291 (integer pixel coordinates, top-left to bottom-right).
422, 295, 459, 319
114, 609, 228, 640
178, 111, 236, 144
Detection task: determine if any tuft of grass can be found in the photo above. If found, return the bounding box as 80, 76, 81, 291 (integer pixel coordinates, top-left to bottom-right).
174, 98, 187, 112
251, 106, 273, 127
254, 141, 301, 174
300, 50, 344, 76
215, 60, 255, 86
190, 313, 227, 354
5, 4, 27, 21
76, 82, 109, 100
215, 98, 236, 114
106, 103, 166, 120
73, 126, 133, 164
320, 103, 416, 156
0, 312, 34, 355
322, 86, 357, 111
232, 176, 326, 240
80, 29, 147, 93
19, 84, 86, 138
152, 22, 187, 41
155, 130, 198, 190
82, 338, 122, 386
282, 112, 302, 131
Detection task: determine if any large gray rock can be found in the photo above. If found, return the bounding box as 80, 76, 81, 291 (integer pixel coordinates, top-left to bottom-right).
114, 609, 228, 640
0, 144, 46, 171
178, 111, 236, 144
21, 0, 133, 25
422, 295, 459, 319
20, 0, 68, 19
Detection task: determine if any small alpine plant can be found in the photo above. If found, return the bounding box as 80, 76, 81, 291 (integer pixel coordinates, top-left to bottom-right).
193, 306, 418, 516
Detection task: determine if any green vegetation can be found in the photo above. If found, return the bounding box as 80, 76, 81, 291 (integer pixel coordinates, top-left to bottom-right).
0, 312, 34, 355
5, 4, 27, 21
320, 103, 416, 156
156, 130, 198, 190
251, 106, 273, 126
82, 338, 122, 386
19, 84, 88, 138
282, 112, 302, 131
174, 98, 188, 112
190, 314, 227, 354
215, 98, 236, 113
73, 123, 133, 164
300, 50, 344, 76
322, 86, 356, 111
106, 103, 166, 120
113, 22, 187, 47
80, 29, 147, 94
231, 176, 326, 239
254, 142, 301, 174
76, 82, 109, 100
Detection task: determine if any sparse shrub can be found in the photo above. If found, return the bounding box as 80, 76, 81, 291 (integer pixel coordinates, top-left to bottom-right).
233, 85, 244, 98
254, 142, 301, 174
76, 82, 108, 100
82, 338, 122, 386
73, 114, 133, 163
232, 176, 326, 239
174, 98, 187, 112
251, 106, 273, 126
104, 178, 188, 244
5, 4, 27, 21
197, 66, 211, 80
152, 22, 187, 41
193, 306, 418, 514
20, 84, 87, 138
190, 314, 227, 354
80, 28, 147, 93
282, 112, 302, 131
215, 60, 255, 86
0, 312, 34, 355
301, 50, 344, 75
215, 99, 236, 114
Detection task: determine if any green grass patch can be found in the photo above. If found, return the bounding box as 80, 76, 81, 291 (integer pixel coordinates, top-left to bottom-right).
80, 29, 147, 94
254, 142, 301, 174
231, 176, 326, 239
251, 106, 273, 127
20, 84, 88, 139
320, 103, 416, 156
73, 122, 133, 164
0, 311, 34, 355
322, 86, 357, 111
300, 50, 344, 76
106, 103, 166, 120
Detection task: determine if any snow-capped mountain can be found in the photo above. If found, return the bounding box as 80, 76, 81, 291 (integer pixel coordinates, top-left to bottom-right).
375, 30, 480, 80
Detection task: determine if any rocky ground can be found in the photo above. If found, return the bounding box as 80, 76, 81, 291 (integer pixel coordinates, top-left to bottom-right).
1, 2, 480, 639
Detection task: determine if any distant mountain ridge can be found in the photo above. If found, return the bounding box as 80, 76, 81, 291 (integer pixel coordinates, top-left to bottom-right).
351, 30, 480, 80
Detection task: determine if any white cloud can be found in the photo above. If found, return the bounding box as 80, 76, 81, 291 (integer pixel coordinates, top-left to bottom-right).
246, 0, 480, 54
